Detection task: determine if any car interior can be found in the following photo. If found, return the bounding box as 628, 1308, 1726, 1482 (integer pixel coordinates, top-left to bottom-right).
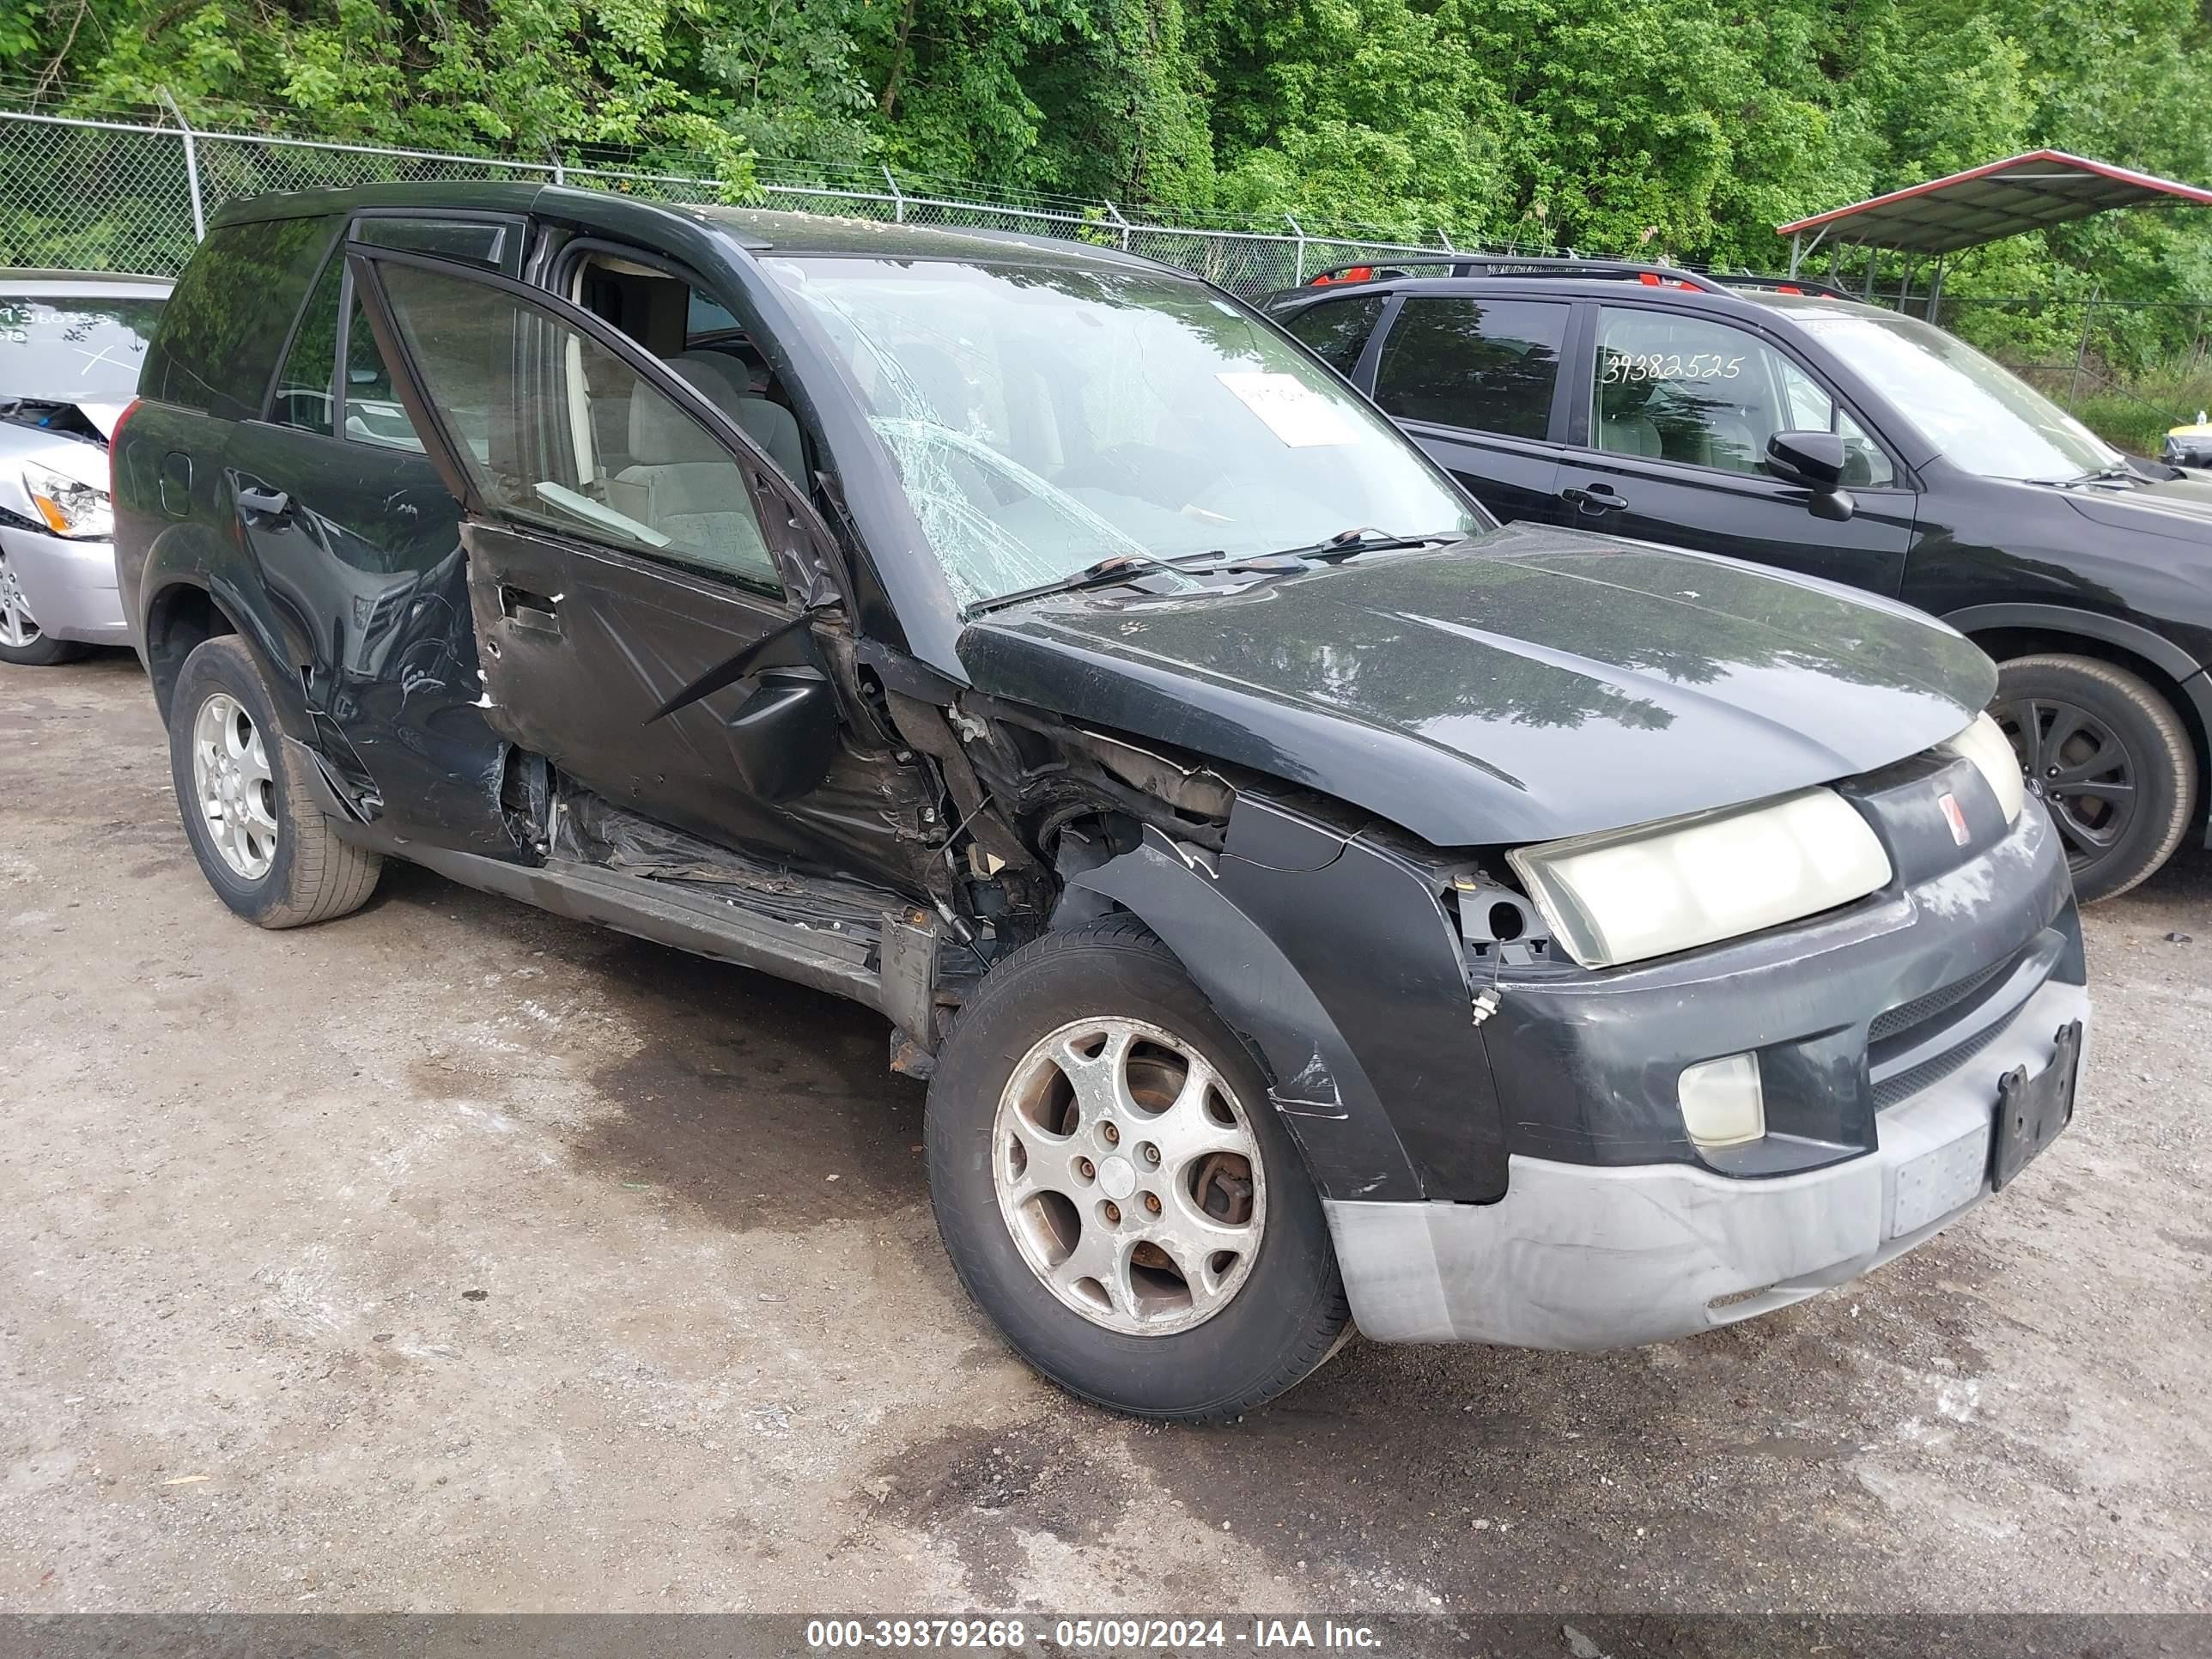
571, 253, 809, 489
1593, 313, 1890, 486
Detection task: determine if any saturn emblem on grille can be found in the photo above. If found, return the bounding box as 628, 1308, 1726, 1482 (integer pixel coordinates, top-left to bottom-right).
1938, 791, 1970, 846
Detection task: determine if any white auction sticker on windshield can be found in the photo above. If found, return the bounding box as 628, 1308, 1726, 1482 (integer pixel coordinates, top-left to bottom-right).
1217, 371, 1358, 447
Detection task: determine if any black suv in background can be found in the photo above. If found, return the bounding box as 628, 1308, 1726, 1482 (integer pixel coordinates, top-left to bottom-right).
109, 190, 2086, 1418
1269, 259, 2212, 902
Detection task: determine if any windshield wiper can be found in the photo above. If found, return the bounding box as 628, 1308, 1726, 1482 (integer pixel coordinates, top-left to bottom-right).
966, 551, 1229, 617
2038, 461, 2143, 488
964, 530, 1464, 618
1259, 526, 1465, 562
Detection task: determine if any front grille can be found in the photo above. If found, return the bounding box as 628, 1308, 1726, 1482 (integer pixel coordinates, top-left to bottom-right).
1869, 956, 2013, 1045
1872, 1018, 2009, 1110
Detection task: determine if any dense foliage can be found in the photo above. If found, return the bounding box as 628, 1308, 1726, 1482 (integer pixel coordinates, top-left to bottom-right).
7, 0, 2212, 364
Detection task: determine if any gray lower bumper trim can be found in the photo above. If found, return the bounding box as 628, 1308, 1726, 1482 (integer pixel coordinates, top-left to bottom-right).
1328, 977, 2089, 1349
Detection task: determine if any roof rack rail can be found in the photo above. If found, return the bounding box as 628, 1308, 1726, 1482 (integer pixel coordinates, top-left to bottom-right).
1299, 257, 1865, 302
1705, 272, 1863, 301
1304, 255, 1731, 293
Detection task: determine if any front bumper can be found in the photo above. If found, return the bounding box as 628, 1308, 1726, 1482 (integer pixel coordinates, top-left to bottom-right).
0, 524, 128, 644
1328, 769, 2087, 1349
1328, 973, 2086, 1347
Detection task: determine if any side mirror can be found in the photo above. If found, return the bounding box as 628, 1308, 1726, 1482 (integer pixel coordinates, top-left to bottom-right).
1767, 430, 1856, 521
1766, 430, 1848, 488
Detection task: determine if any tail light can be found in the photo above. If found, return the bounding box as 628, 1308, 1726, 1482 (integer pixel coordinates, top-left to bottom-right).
1638, 272, 1662, 285
108, 396, 143, 455
106, 396, 142, 497
1776, 284, 1804, 296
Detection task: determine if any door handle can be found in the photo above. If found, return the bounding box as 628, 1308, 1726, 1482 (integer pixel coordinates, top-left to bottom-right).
236, 485, 292, 520
1560, 483, 1628, 515
500, 583, 562, 634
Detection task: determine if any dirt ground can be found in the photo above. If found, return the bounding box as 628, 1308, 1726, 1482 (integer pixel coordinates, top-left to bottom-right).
2, 652, 2208, 1620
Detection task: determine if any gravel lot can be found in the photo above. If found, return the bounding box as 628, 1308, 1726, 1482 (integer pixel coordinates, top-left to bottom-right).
3, 652, 2209, 1619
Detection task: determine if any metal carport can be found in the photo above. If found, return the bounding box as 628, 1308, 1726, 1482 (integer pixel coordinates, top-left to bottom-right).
1776, 150, 2212, 309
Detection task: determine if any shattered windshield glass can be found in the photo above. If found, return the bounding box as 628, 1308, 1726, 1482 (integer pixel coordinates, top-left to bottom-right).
764, 257, 1480, 606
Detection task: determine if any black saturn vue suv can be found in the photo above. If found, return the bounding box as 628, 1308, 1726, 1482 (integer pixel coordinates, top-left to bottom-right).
1270, 257, 2212, 903
112, 185, 2088, 1419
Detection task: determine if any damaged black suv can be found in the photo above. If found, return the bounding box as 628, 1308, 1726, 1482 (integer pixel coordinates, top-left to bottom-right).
114, 185, 2090, 1420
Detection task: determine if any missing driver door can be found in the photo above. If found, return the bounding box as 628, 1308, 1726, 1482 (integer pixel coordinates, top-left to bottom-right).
345, 244, 854, 866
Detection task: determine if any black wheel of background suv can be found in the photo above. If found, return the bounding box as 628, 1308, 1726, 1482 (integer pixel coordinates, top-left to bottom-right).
1992, 653, 2197, 904
167, 635, 384, 928
926, 915, 1351, 1421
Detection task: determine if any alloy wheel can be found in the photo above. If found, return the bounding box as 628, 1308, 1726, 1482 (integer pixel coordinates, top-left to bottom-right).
1991, 695, 2136, 872
191, 691, 279, 880
992, 1016, 1267, 1336
0, 556, 40, 648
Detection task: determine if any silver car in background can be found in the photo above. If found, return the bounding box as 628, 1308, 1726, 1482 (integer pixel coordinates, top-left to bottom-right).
1, 270, 170, 665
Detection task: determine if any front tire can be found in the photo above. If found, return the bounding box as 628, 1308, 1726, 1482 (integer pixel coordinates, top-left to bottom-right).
927, 916, 1350, 1421
0, 551, 86, 666
1992, 653, 2195, 904
167, 635, 383, 928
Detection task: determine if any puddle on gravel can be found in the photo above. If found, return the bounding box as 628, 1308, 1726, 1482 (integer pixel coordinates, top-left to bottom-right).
869, 1417, 1120, 1607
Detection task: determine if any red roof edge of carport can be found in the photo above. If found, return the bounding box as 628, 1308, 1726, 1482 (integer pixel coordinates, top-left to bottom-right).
1775, 149, 2212, 237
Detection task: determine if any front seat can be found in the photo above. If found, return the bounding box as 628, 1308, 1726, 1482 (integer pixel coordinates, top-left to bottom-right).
665, 350, 806, 484
605, 360, 774, 574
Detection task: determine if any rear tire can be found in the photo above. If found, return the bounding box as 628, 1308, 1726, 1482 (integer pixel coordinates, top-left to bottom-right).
1992, 653, 2195, 904
167, 635, 383, 928
927, 916, 1350, 1421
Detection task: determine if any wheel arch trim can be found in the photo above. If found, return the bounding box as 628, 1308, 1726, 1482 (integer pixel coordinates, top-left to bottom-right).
1944, 602, 2206, 684
1066, 825, 1428, 1203
140, 568, 311, 742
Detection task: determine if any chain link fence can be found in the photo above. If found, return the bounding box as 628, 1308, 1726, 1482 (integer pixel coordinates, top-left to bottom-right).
1931, 293, 2212, 453
0, 106, 1498, 298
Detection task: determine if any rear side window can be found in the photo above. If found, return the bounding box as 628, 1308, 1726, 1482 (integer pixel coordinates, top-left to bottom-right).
267, 251, 425, 452
145, 216, 336, 420
1283, 295, 1384, 377
342, 289, 422, 452
1374, 297, 1568, 441
270, 256, 343, 434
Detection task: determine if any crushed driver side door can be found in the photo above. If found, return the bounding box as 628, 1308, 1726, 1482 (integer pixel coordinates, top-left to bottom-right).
346, 241, 906, 878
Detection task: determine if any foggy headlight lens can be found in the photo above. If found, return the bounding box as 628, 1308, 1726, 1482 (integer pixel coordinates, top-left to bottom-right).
1941, 711, 2024, 823
1507, 787, 1892, 969
22, 460, 112, 540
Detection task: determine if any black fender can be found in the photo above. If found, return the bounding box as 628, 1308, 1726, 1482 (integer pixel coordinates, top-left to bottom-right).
137, 522, 313, 744
1944, 600, 2209, 686
1070, 801, 1508, 1204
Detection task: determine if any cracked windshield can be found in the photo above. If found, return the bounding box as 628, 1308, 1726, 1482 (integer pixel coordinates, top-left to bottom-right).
765, 257, 1480, 606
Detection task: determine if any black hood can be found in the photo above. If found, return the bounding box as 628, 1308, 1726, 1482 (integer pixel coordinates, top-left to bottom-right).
2064, 471, 2212, 544
959, 524, 1996, 847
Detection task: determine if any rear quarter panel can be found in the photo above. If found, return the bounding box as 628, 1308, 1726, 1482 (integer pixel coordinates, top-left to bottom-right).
112, 396, 312, 739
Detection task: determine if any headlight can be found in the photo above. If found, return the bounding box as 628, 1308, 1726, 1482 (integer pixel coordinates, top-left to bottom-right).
1507, 787, 1892, 969
21, 459, 112, 540
1941, 710, 2024, 823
